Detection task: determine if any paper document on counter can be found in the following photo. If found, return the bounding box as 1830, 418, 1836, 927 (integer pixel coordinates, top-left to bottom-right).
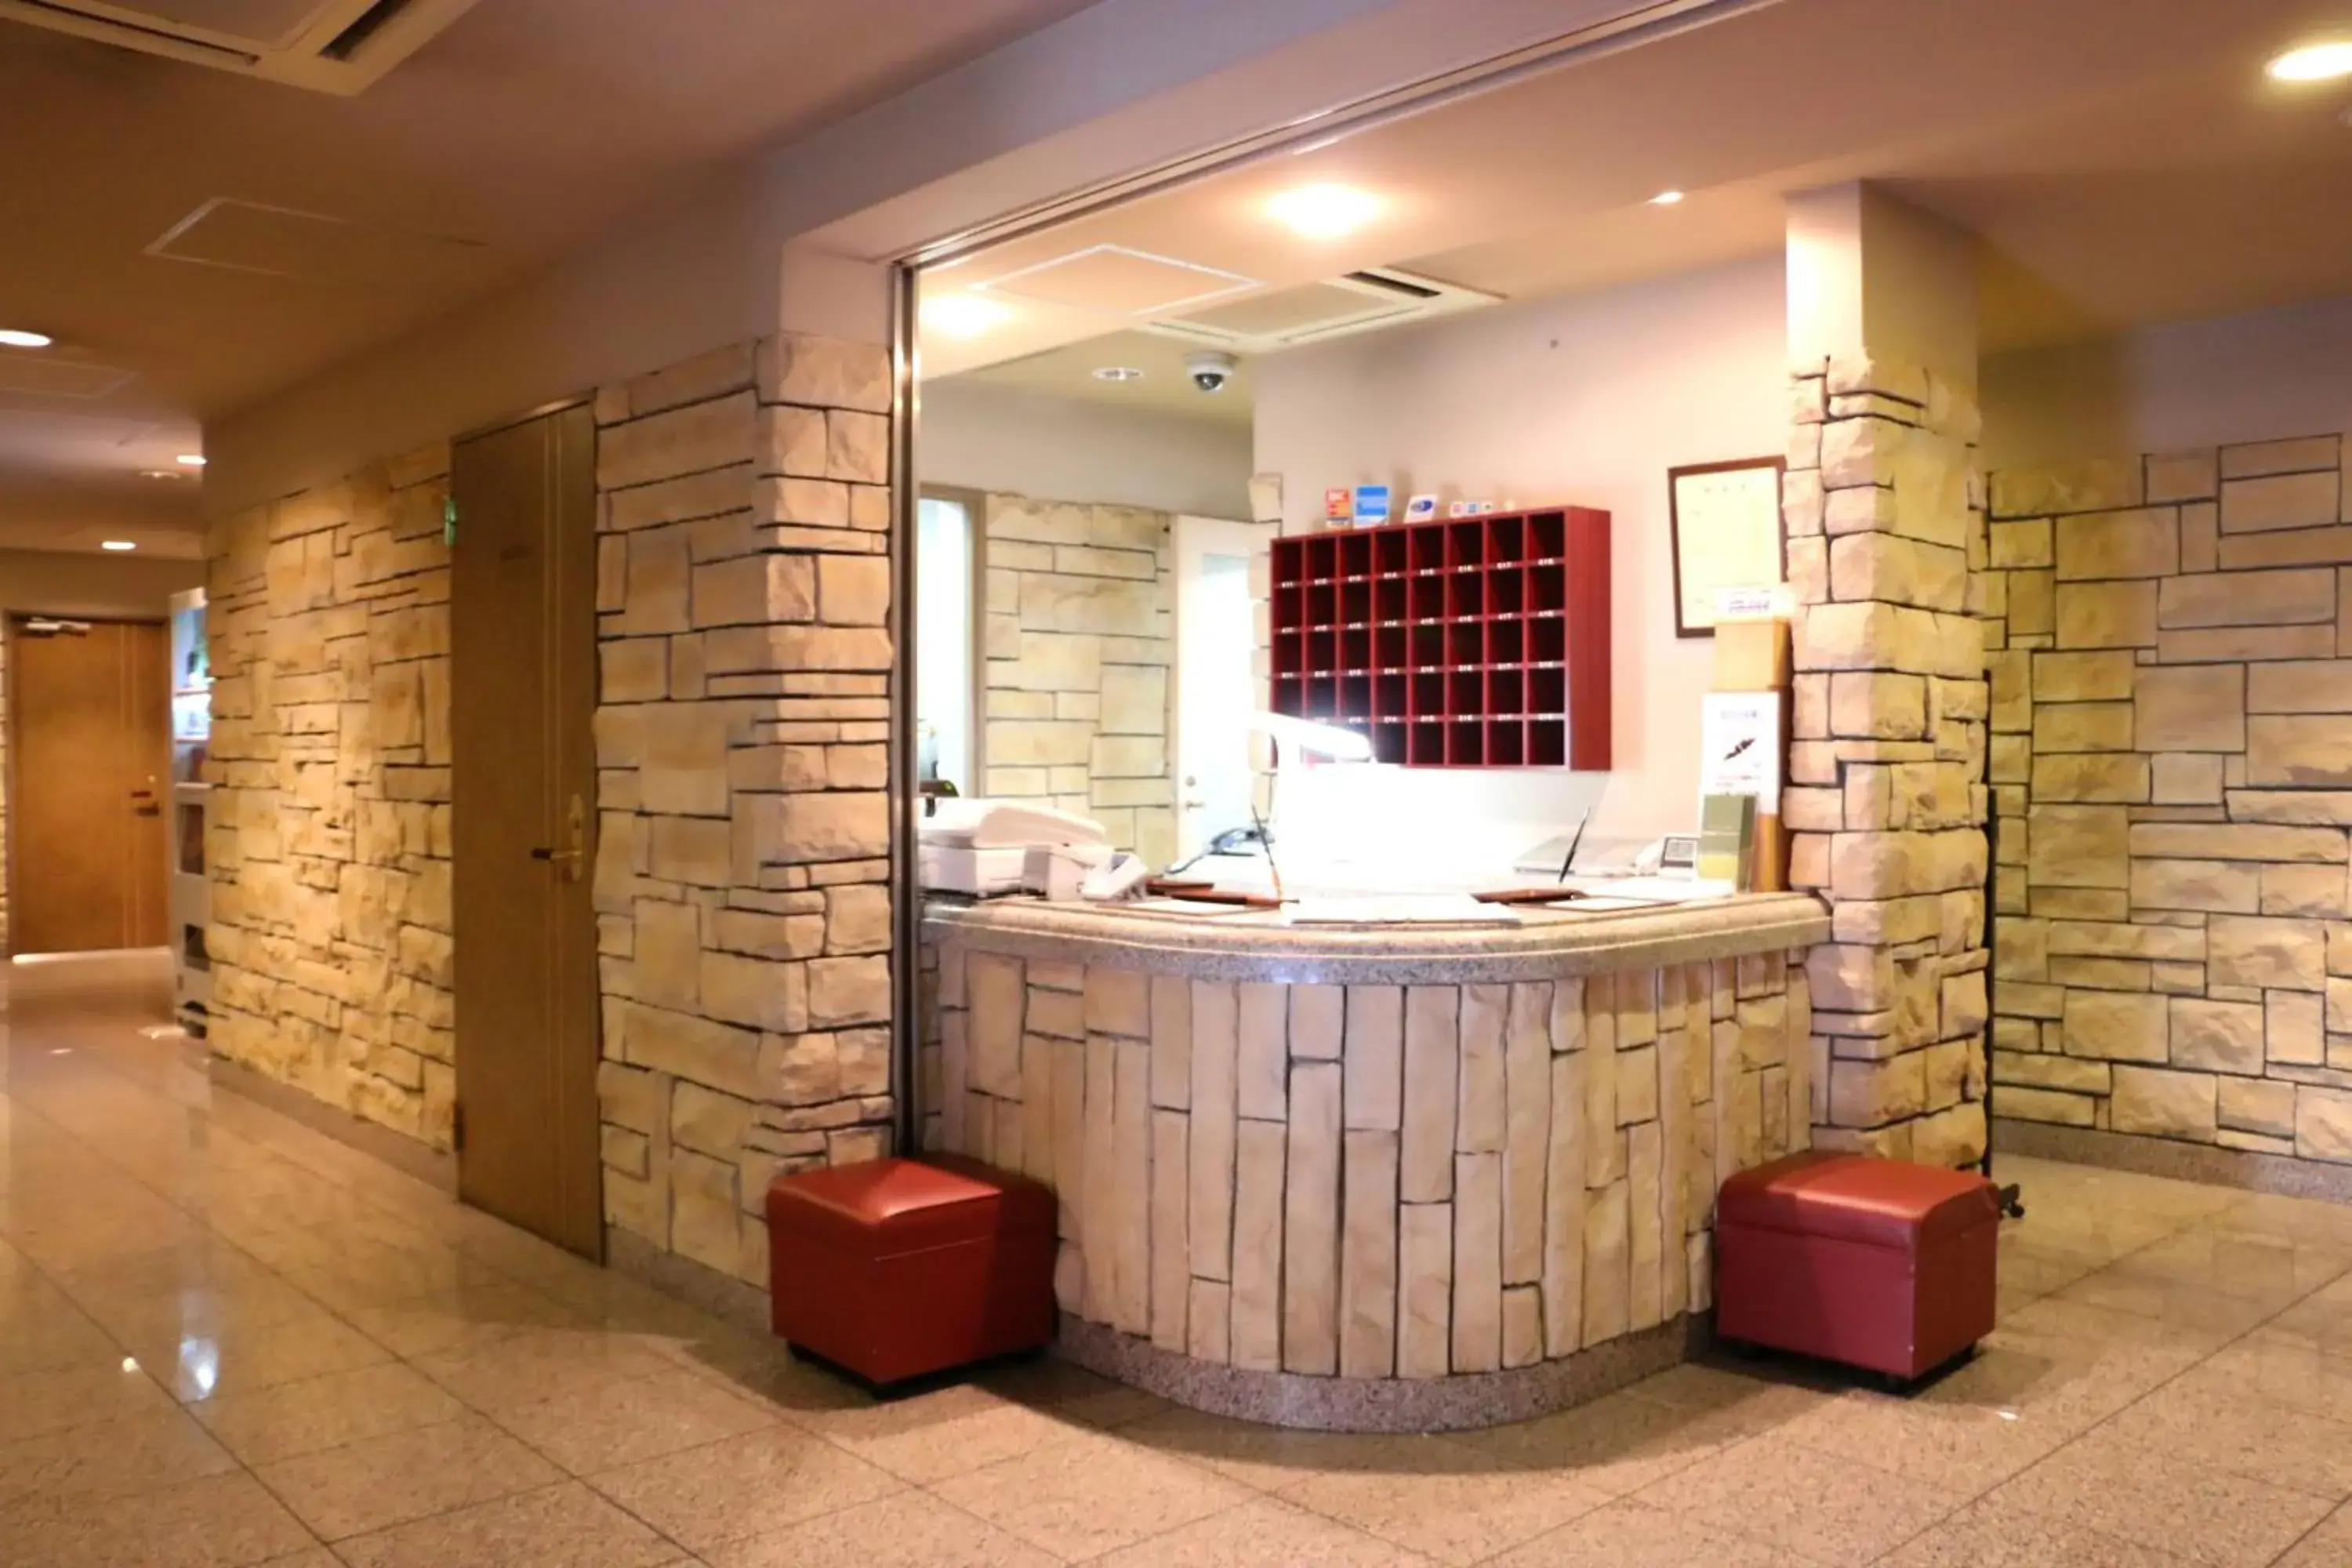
1282, 895, 1523, 928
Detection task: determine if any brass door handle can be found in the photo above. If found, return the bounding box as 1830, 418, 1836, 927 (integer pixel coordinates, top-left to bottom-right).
531, 793, 589, 883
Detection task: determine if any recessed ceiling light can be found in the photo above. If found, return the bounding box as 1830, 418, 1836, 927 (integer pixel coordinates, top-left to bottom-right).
2268, 40, 2352, 82
921, 293, 1008, 339
100, 539, 136, 552
176, 453, 206, 467
0, 328, 53, 348
1267, 183, 1381, 241
1650, 190, 1686, 206
1092, 366, 1145, 383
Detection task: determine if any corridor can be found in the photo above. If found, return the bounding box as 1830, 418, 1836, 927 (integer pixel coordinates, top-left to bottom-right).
1, 956, 2350, 1566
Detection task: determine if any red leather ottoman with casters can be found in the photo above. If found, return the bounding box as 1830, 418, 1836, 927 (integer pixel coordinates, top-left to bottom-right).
765, 1155, 1057, 1387
1715, 1151, 2001, 1385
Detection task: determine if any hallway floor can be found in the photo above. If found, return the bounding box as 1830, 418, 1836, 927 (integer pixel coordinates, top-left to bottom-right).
8, 958, 2352, 1566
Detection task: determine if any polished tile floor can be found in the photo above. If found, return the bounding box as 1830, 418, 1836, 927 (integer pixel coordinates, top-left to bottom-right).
10, 955, 2352, 1566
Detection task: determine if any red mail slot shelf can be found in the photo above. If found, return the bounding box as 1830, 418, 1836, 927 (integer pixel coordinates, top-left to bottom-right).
1269, 505, 1610, 770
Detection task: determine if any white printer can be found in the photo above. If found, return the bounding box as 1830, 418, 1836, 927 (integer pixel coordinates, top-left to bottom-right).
917, 800, 1112, 898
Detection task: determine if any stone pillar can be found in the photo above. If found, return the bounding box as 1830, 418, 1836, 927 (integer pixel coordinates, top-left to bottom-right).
1780, 185, 1993, 1167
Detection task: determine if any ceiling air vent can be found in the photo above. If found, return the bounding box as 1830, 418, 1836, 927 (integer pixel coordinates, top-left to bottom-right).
1140, 267, 1497, 354
0, 0, 480, 94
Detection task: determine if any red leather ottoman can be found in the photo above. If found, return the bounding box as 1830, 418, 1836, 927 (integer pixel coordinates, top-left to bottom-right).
1715, 1151, 2000, 1385
765, 1156, 1056, 1386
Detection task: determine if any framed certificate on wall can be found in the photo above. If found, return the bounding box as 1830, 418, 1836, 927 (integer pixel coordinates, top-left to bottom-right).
1668, 457, 1786, 637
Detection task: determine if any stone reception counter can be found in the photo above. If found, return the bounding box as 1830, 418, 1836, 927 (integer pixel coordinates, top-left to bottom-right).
918, 892, 1829, 1431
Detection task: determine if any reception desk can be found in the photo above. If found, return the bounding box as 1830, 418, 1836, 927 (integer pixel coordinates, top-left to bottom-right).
919, 892, 1829, 1431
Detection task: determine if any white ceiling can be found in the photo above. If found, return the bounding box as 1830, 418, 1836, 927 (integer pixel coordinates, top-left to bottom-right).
923, 0, 2352, 411
0, 0, 1091, 551
949, 329, 1255, 426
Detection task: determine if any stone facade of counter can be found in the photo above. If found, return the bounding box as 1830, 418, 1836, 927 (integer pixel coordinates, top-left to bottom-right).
1982, 436, 2352, 1176
1780, 358, 1994, 1170
924, 942, 1810, 1404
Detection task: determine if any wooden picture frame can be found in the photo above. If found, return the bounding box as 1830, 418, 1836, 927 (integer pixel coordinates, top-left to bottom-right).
1668, 456, 1786, 638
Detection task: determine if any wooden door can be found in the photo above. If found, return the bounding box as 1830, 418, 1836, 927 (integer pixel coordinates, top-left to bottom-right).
9, 618, 169, 954
451, 402, 603, 1258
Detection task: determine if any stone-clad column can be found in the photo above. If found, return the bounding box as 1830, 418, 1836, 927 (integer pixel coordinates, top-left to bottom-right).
1778, 186, 1994, 1167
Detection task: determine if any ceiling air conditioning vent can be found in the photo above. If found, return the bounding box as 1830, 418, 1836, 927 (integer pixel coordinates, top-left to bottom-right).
1141, 267, 1496, 354
0, 0, 480, 94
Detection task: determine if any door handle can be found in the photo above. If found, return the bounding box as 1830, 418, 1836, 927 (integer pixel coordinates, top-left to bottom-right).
530, 793, 589, 883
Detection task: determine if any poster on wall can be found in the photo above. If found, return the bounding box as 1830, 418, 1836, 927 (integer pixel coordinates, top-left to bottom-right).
1669, 457, 1786, 637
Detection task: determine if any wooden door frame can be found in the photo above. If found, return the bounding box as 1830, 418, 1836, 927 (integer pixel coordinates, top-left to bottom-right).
448, 393, 604, 1259
2, 612, 170, 959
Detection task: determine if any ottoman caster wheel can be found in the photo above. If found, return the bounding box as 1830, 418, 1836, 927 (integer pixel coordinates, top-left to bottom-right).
1722, 1337, 1763, 1362
1876, 1370, 1915, 1396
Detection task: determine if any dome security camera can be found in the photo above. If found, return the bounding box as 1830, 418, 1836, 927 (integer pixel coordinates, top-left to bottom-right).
1186, 350, 1237, 394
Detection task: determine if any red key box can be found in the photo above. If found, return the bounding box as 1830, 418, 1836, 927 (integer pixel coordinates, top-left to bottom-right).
1269, 506, 1611, 769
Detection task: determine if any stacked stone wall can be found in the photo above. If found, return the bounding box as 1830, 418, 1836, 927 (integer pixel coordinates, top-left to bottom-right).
979, 495, 1175, 865
1986, 434, 2352, 1163
1780, 357, 1994, 1167
591, 335, 898, 1290
204, 331, 902, 1298
205, 446, 458, 1143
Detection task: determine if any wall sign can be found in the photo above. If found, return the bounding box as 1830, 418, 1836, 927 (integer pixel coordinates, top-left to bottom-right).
1668, 456, 1786, 637
1697, 690, 1784, 811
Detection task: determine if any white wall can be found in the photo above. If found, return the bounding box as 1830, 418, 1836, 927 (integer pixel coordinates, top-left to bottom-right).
1253, 252, 1788, 856
920, 381, 1254, 517
1983, 293, 2352, 471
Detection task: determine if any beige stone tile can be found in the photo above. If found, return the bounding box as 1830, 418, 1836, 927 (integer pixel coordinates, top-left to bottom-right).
254, 1410, 562, 1541
274, 1236, 510, 1315
1475, 1388, 1744, 1497
932, 1428, 1252, 1560
1987, 1425, 2336, 1568
2270, 1276, 2352, 1357
1095, 1496, 1432, 1566
492, 1363, 782, 1473
2194, 1330, 2352, 1422
969, 1356, 1167, 1431
2047, 1265, 2280, 1345
704, 1490, 1059, 1567
1773, 1382, 2078, 1494
1624, 1362, 1835, 1436
2098, 1367, 2352, 1497
0, 1406, 238, 1519
2224, 1192, 2352, 1250
0, 1287, 119, 1376
1483, 1498, 1815, 1568
341, 1279, 586, 1359
791, 1381, 1095, 1483
334, 1480, 682, 1568
1121, 1405, 1465, 1494
2277, 1501, 2352, 1567
1997, 1289, 2243, 1356
130, 1305, 394, 1403
0, 1470, 314, 1568
414, 1325, 688, 1414
587, 1423, 903, 1553
1632, 1434, 1966, 1566
2108, 1225, 2352, 1303
1878, 1493, 2195, 1567
1282, 1450, 1612, 1566
0, 1354, 178, 1442
191, 1359, 463, 1465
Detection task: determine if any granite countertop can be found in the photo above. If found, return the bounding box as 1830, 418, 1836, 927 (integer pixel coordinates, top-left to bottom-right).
924, 890, 1829, 984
